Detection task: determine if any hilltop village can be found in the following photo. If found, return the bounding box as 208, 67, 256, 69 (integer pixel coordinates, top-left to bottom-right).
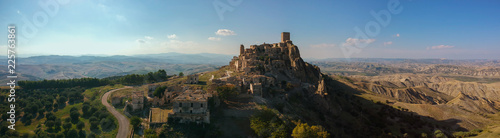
105, 33, 500, 137
11, 32, 492, 137
111, 32, 328, 129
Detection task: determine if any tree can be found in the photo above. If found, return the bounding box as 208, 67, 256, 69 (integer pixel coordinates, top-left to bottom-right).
54, 118, 62, 130
5, 130, 19, 137
45, 120, 55, 128
53, 103, 59, 108
63, 122, 72, 131
421, 133, 428, 138
179, 72, 184, 77
157, 69, 167, 80
77, 121, 85, 130
70, 107, 78, 113
100, 118, 115, 131
64, 117, 71, 123
27, 104, 39, 115
292, 122, 330, 138
131, 116, 142, 128
44, 101, 53, 110
434, 130, 447, 138
67, 129, 78, 137
70, 110, 80, 121
82, 104, 91, 117
144, 129, 158, 138
82, 104, 90, 112
78, 130, 87, 138
25, 114, 33, 120
269, 124, 287, 138
38, 108, 45, 117
250, 107, 288, 137
90, 121, 99, 130
55, 132, 64, 138
89, 116, 98, 122
154, 86, 167, 97
147, 72, 156, 83
58, 96, 67, 106
217, 85, 237, 100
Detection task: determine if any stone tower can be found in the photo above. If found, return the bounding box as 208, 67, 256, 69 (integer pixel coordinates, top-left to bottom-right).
281, 32, 290, 43
240, 44, 244, 55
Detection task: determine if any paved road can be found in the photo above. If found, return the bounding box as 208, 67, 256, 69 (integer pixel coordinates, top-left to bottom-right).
101, 86, 132, 138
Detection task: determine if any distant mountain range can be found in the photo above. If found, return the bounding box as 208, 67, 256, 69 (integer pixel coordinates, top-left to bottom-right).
2, 52, 234, 66
0, 53, 235, 85
2, 53, 499, 85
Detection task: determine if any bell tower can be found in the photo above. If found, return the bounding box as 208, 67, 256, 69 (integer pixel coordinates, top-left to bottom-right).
240, 44, 244, 55
281, 32, 290, 43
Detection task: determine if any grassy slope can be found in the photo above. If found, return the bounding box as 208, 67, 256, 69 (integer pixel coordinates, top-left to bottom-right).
83, 84, 124, 137
476, 113, 500, 137
15, 85, 124, 136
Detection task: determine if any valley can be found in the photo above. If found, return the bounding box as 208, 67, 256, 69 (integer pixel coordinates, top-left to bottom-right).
313, 59, 500, 137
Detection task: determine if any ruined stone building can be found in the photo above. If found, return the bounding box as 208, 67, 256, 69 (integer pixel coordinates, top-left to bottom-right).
131, 91, 144, 111
164, 90, 178, 104
151, 89, 180, 107
169, 90, 211, 124
147, 84, 159, 97
213, 32, 321, 97
185, 74, 199, 84
152, 97, 165, 107
112, 97, 122, 106
229, 32, 319, 83
250, 83, 263, 96
149, 108, 171, 127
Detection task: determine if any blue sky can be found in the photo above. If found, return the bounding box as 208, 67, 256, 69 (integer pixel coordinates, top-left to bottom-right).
0, 0, 499, 59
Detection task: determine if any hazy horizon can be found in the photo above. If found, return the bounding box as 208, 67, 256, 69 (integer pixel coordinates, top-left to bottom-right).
5, 52, 500, 61
1, 0, 499, 59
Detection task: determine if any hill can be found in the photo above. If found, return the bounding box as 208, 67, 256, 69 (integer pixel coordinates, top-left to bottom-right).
140, 32, 465, 137
0, 53, 233, 85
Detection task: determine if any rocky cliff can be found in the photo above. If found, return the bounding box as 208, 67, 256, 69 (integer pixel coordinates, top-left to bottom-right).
229, 39, 321, 84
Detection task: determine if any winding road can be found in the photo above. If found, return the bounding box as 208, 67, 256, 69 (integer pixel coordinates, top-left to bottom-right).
101, 86, 132, 138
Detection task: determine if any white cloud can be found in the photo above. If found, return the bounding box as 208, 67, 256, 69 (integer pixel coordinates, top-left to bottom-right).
215, 29, 236, 36
136, 39, 146, 44
343, 38, 376, 46
396, 34, 400, 37
145, 36, 154, 40
97, 3, 108, 12
167, 34, 177, 39
383, 41, 393, 46
310, 43, 336, 48
208, 37, 222, 41
427, 45, 455, 50
116, 15, 127, 22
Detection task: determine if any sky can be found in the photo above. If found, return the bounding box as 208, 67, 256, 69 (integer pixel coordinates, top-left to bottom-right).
0, 0, 499, 59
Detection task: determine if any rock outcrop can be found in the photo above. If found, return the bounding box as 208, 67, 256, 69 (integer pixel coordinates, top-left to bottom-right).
229, 32, 321, 84
213, 32, 322, 97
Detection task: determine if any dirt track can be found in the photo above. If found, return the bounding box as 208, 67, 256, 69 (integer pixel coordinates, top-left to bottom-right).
101, 86, 132, 138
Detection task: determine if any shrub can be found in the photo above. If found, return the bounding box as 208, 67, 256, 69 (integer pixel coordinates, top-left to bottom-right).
216, 85, 237, 100
291, 121, 330, 138
131, 116, 142, 128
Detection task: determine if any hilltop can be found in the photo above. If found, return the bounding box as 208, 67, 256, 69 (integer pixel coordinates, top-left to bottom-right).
137, 32, 462, 137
